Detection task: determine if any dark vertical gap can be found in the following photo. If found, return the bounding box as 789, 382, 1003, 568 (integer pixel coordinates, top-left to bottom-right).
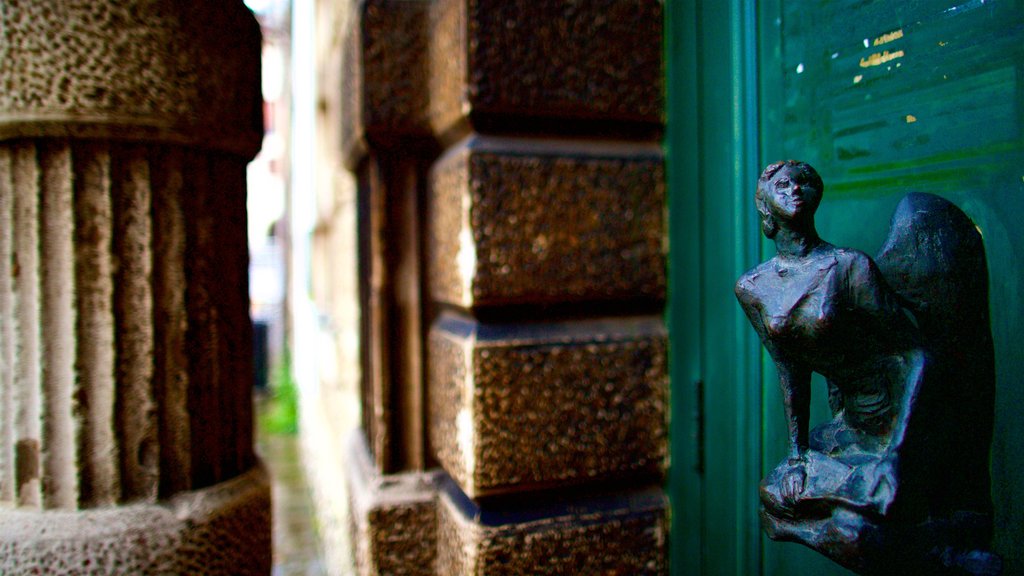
356, 157, 385, 469
183, 151, 221, 489
70, 141, 92, 508
418, 153, 438, 470
150, 146, 166, 498
384, 151, 428, 472
213, 153, 255, 478
382, 150, 405, 472
109, 143, 129, 501
376, 153, 399, 473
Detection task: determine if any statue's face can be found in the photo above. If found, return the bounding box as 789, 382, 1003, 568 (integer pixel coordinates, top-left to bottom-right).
764, 164, 821, 224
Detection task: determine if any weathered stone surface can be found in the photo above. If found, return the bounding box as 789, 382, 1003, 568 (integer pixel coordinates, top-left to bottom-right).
0, 142, 254, 507
0, 1, 267, 570
0, 465, 271, 575
428, 312, 667, 498
436, 477, 667, 575
342, 0, 434, 167
429, 136, 666, 310
428, 0, 664, 141
0, 2, 263, 158
348, 432, 439, 576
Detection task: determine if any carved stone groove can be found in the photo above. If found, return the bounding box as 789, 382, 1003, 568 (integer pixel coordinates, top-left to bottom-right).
0, 2, 267, 572
0, 143, 254, 509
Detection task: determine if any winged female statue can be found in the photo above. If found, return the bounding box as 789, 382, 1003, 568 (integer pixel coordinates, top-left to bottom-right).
736, 161, 1000, 575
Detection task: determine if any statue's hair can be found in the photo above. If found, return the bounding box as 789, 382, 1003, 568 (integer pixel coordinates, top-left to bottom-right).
755, 160, 823, 238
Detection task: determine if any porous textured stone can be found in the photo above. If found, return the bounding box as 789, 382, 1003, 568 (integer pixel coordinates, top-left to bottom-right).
348, 432, 440, 576
429, 136, 666, 310
341, 0, 434, 166
0, 1, 263, 159
0, 0, 267, 571
0, 465, 271, 575
436, 477, 668, 575
428, 312, 668, 498
428, 0, 664, 140
0, 142, 255, 509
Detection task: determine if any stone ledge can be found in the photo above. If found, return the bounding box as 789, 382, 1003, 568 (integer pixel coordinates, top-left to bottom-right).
0, 465, 271, 575
428, 312, 668, 498
428, 135, 666, 311
436, 476, 668, 575
347, 431, 441, 576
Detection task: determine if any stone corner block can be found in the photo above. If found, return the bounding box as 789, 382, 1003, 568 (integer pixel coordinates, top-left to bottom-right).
342, 0, 435, 168
428, 313, 668, 499
0, 465, 271, 575
347, 431, 441, 576
428, 0, 665, 140
428, 136, 666, 311
436, 477, 668, 575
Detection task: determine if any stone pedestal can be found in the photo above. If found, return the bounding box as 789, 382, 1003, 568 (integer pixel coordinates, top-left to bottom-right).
0, 2, 269, 572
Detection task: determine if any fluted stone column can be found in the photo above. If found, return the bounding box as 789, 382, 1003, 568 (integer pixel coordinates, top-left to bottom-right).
0, 2, 270, 573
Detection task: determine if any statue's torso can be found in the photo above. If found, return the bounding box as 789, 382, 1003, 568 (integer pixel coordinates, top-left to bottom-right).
736, 247, 921, 439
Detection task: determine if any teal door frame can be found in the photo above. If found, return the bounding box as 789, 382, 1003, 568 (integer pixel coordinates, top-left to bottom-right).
665, 1, 764, 574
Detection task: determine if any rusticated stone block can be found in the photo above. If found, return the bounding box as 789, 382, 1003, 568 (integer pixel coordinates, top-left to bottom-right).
436, 477, 667, 575
429, 136, 666, 310
342, 0, 434, 166
348, 432, 439, 576
428, 313, 667, 498
428, 0, 664, 141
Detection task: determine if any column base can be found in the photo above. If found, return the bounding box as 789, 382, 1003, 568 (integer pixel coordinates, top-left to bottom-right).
0, 465, 271, 575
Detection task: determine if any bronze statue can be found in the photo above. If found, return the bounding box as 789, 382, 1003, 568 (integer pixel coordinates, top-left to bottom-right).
736, 161, 1000, 575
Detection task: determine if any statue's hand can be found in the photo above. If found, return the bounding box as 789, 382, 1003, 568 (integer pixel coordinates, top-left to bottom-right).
781, 458, 808, 504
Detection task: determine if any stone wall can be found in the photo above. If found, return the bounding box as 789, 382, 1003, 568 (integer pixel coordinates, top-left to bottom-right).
323, 0, 669, 574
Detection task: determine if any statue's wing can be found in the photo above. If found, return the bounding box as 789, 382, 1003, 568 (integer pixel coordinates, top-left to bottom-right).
876, 192, 990, 350
876, 192, 995, 516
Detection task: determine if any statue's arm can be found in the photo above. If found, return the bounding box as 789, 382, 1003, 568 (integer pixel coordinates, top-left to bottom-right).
735, 278, 811, 460
774, 358, 812, 461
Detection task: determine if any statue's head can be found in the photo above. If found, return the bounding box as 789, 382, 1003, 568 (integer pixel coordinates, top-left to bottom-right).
756, 160, 824, 238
